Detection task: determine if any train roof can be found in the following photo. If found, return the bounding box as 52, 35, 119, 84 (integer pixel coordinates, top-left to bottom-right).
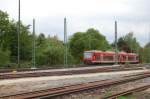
84, 50, 138, 55
84, 50, 115, 53
105, 51, 115, 53
128, 53, 138, 55
84, 50, 102, 53
118, 52, 127, 54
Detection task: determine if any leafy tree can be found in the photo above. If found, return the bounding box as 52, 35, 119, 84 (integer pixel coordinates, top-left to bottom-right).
113, 32, 142, 63
0, 10, 10, 50
138, 47, 145, 63
19, 24, 32, 62
0, 10, 11, 67
0, 10, 32, 67
69, 28, 110, 63
36, 35, 74, 66
37, 33, 46, 47
6, 22, 32, 64
35, 33, 47, 65
117, 37, 130, 52
0, 49, 10, 67
124, 32, 140, 53
116, 32, 140, 53
141, 43, 150, 63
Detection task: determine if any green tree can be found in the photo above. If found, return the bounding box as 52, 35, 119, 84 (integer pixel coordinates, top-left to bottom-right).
36, 33, 47, 66
141, 43, 150, 63
0, 10, 11, 67
36, 33, 46, 47
7, 22, 32, 64
20, 24, 32, 62
113, 32, 142, 63
123, 32, 140, 53
117, 37, 130, 52
0, 49, 10, 67
69, 28, 110, 63
116, 32, 140, 53
139, 47, 145, 63
0, 10, 10, 50
0, 10, 32, 67
36, 35, 74, 66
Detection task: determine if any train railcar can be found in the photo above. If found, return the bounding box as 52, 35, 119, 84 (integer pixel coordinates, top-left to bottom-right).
83, 50, 139, 65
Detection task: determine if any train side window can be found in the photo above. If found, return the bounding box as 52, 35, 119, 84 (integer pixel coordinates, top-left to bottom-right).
128, 56, 135, 61
96, 55, 101, 60
103, 55, 114, 61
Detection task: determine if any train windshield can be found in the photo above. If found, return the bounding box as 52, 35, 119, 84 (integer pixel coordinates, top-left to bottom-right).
84, 52, 92, 59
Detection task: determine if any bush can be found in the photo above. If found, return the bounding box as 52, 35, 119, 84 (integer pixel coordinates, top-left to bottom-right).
0, 49, 10, 67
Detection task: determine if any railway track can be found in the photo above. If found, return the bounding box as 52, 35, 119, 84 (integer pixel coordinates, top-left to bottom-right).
1, 72, 150, 99
0, 67, 59, 73
0, 63, 146, 73
102, 84, 150, 99
0, 65, 144, 80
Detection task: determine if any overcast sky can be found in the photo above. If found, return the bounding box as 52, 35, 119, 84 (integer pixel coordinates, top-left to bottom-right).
0, 0, 149, 46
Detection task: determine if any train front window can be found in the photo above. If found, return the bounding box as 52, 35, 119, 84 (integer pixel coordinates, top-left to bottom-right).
84, 52, 92, 59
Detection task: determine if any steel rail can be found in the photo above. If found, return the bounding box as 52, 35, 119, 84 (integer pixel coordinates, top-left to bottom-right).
1, 72, 150, 99
0, 67, 143, 80
101, 84, 150, 99
0, 63, 145, 73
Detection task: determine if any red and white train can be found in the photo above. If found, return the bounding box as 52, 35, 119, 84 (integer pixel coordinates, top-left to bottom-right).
83, 50, 139, 65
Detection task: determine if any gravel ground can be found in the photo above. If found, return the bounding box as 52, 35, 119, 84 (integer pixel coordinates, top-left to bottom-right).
123, 88, 150, 99
0, 69, 148, 97
137, 77, 150, 99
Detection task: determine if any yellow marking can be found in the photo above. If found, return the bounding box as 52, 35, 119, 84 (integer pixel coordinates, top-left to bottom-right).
12, 70, 17, 73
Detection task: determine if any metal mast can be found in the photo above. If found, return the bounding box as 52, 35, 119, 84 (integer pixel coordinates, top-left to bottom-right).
32, 19, 36, 68
149, 25, 150, 65
64, 18, 68, 67
18, 0, 21, 68
115, 21, 118, 64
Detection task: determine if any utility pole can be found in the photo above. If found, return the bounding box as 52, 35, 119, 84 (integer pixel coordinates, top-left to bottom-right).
115, 21, 118, 64
149, 25, 150, 65
32, 19, 36, 69
64, 18, 68, 67
17, 0, 21, 68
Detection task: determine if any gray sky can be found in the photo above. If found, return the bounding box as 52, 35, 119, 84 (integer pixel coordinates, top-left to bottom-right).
0, 0, 149, 46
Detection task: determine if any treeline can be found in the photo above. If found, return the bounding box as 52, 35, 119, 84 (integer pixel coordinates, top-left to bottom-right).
0, 10, 149, 68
